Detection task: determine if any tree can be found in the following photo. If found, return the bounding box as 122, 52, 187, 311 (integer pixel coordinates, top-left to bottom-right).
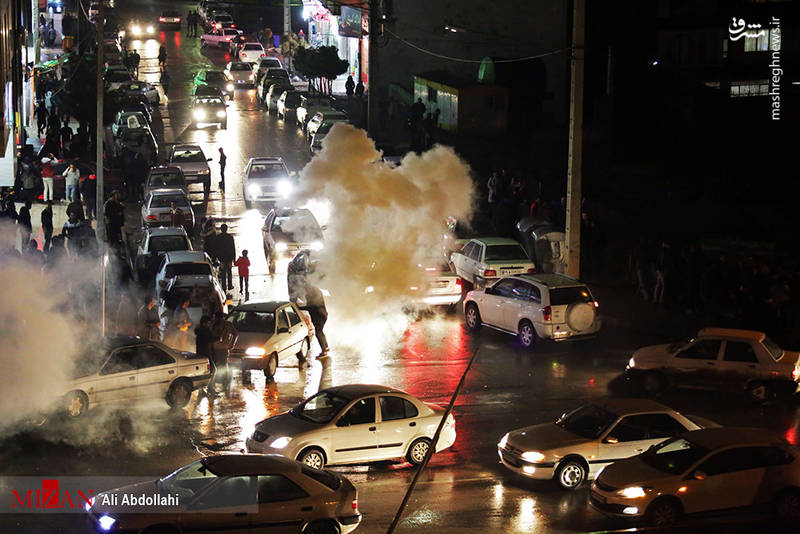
294, 46, 349, 95
280, 32, 307, 73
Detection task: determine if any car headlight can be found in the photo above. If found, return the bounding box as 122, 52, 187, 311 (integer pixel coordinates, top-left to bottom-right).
247, 183, 261, 198
131, 25, 142, 35
226, 83, 234, 91
97, 515, 117, 531
275, 242, 288, 252
146, 25, 154, 33
277, 179, 293, 198
199, 169, 210, 175
498, 433, 509, 449
216, 110, 226, 118
616, 486, 647, 499
521, 451, 545, 463
310, 240, 323, 251
627, 357, 635, 368
193, 109, 206, 120
269, 436, 292, 449
245, 346, 265, 357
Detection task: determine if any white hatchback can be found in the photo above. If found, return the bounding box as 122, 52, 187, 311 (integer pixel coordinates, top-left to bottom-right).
246, 385, 456, 468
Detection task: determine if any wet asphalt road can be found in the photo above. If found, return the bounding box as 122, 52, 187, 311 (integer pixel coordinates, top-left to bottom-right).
3, 2, 800, 533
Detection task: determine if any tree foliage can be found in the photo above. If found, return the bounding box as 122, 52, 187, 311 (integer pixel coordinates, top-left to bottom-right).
293, 46, 349, 94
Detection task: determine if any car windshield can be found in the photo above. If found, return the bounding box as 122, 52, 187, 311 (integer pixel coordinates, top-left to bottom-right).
230, 62, 251, 71
484, 244, 529, 262
640, 437, 710, 475
244, 44, 261, 50
196, 97, 225, 106
149, 235, 190, 253
268, 70, 289, 79
216, 16, 232, 22
549, 286, 594, 306
290, 391, 350, 424
165, 263, 212, 277
205, 72, 226, 82
173, 149, 205, 163
272, 213, 319, 234
148, 171, 184, 188
150, 194, 189, 208
763, 335, 783, 361
555, 404, 618, 439
229, 310, 275, 333
159, 459, 219, 497
248, 163, 286, 179
121, 130, 150, 143
163, 10, 179, 16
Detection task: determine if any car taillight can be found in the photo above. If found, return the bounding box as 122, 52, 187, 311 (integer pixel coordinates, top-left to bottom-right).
159, 17, 165, 22
206, 363, 210, 372
793, 368, 799, 381
352, 499, 358, 510
231, 24, 235, 28
593, 301, 599, 308
260, 53, 265, 57
527, 268, 536, 273
249, 73, 254, 79
541, 305, 551, 321
215, 23, 221, 29
146, 214, 157, 220
455, 278, 462, 287
484, 269, 496, 277
176, 17, 181, 22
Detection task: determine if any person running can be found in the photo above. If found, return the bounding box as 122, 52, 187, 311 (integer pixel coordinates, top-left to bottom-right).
299, 282, 329, 356
234, 250, 250, 296
211, 311, 238, 392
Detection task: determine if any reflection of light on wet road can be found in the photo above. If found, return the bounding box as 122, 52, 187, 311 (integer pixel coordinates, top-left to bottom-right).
513, 496, 538, 532
303, 359, 323, 399
492, 482, 505, 510
235, 381, 283, 446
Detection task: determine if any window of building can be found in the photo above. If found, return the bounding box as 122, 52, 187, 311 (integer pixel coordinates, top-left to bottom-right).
744, 30, 773, 52
427, 87, 438, 102
730, 80, 769, 97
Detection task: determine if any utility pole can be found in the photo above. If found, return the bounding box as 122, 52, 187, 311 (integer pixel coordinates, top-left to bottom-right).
95, 0, 105, 242
283, 0, 291, 38
564, 0, 584, 278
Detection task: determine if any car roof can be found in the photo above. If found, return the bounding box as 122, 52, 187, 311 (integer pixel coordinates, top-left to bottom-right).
164, 251, 207, 263
105, 335, 153, 349
231, 300, 289, 313
202, 454, 301, 476
681, 427, 788, 450
470, 237, 522, 246
324, 384, 408, 400
172, 144, 203, 151
150, 188, 187, 196
698, 328, 765, 341
592, 398, 674, 415
248, 156, 284, 164
273, 207, 313, 218
513, 273, 584, 288
145, 227, 188, 237
149, 166, 183, 174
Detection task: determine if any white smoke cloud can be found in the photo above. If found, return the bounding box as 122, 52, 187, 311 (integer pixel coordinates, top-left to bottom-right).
295, 124, 475, 348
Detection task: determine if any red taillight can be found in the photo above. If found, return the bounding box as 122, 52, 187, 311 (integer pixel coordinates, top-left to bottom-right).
159, 17, 166, 22
455, 278, 462, 287
249, 73, 254, 79
527, 268, 536, 273
260, 53, 265, 57
352, 499, 358, 510
541, 305, 552, 321
793, 368, 799, 381
593, 301, 599, 308
146, 215, 157, 220
231, 24, 235, 28
207, 363, 210, 372
484, 269, 496, 277
176, 17, 181, 22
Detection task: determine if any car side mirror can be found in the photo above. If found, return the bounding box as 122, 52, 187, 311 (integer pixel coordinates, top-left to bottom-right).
278, 326, 289, 334
693, 470, 707, 481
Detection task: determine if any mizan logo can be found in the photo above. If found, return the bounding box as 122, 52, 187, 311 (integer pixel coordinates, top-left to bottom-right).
11, 479, 94, 509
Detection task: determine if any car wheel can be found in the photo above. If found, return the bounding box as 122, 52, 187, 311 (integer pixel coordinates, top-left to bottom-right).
645, 498, 680, 527
747, 381, 774, 404
776, 488, 800, 519
303, 520, 340, 534
298, 447, 326, 469
406, 438, 432, 465
464, 303, 481, 332
554, 459, 586, 490
166, 380, 192, 408
64, 391, 88, 418
641, 371, 667, 396
263, 353, 278, 380
517, 320, 538, 349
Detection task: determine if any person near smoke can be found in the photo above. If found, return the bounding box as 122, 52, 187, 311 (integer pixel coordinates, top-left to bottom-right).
41, 156, 56, 202
195, 316, 217, 396
41, 200, 54, 251
45, 234, 66, 270
214, 223, 236, 292
104, 190, 125, 246
234, 249, 250, 296
170, 298, 193, 349
24, 240, 45, 267
66, 196, 85, 221
17, 200, 33, 245
212, 311, 238, 391
62, 211, 83, 257
299, 282, 329, 357
82, 173, 97, 220
137, 295, 161, 340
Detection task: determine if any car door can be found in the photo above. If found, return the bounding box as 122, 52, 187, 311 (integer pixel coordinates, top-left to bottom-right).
262, 211, 275, 250
95, 347, 139, 404
597, 414, 687, 466
275, 308, 293, 359
374, 395, 420, 460
132, 344, 178, 399
284, 305, 307, 355
481, 278, 516, 327
718, 339, 762, 389
250, 474, 312, 534
668, 338, 723, 388
330, 396, 378, 464
502, 280, 541, 331
183, 475, 256, 533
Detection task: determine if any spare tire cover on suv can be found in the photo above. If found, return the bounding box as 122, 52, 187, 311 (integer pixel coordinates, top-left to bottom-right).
566, 301, 595, 331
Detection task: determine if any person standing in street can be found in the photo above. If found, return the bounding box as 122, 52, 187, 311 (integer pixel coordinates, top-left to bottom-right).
218, 147, 227, 191
234, 250, 250, 296
186, 10, 192, 35
63, 162, 80, 202
137, 295, 161, 340
160, 69, 171, 95
355, 80, 364, 99
62, 211, 83, 257
212, 311, 238, 392
130, 49, 141, 77
59, 120, 73, 157
41, 156, 56, 202
82, 173, 97, 220
215, 223, 235, 292
158, 45, 167, 67
41, 200, 54, 251
345, 75, 355, 98
170, 298, 193, 349
300, 282, 329, 357
17, 200, 33, 245
104, 190, 125, 246
195, 316, 217, 396
169, 201, 185, 229
36, 103, 48, 136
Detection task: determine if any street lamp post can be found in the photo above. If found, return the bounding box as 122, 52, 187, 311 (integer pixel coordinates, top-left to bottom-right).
102, 251, 109, 337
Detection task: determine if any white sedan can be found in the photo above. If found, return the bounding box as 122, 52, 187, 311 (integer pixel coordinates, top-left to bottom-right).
498, 399, 709, 489
246, 385, 456, 468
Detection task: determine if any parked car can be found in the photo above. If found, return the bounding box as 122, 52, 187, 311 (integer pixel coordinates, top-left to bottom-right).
265, 83, 294, 112
134, 226, 193, 279
256, 68, 290, 104
225, 61, 255, 87
310, 120, 347, 154
167, 144, 212, 194
113, 80, 159, 105
209, 11, 235, 30
450, 237, 535, 288
296, 95, 333, 130
498, 399, 709, 489
62, 336, 209, 417
252, 57, 283, 82
307, 110, 348, 138
626, 328, 799, 402
104, 69, 133, 91
277, 90, 302, 119
157, 9, 181, 28
228, 301, 315, 381
516, 216, 567, 274
158, 274, 227, 337
110, 110, 149, 138
463, 273, 601, 348
262, 208, 324, 274
590, 427, 800, 526
143, 166, 187, 196
238, 41, 266, 63
246, 384, 457, 468
190, 95, 228, 129
141, 188, 195, 234
242, 156, 294, 208
192, 69, 234, 100
200, 27, 241, 48
154, 250, 216, 303
119, 100, 152, 125
113, 127, 158, 166
86, 455, 362, 534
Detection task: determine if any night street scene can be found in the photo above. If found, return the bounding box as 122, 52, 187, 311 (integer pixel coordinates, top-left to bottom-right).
0, 0, 799, 533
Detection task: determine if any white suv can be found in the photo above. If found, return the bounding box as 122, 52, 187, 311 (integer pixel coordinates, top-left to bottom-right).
463, 273, 601, 348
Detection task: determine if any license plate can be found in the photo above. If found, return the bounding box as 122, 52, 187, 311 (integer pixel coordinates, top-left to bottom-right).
427, 281, 448, 289
501, 269, 518, 275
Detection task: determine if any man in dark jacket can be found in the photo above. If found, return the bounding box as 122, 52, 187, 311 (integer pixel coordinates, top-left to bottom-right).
300, 282, 329, 356
17, 200, 33, 244
214, 223, 236, 292
195, 316, 217, 396
41, 200, 54, 251
104, 190, 125, 246
212, 312, 238, 390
